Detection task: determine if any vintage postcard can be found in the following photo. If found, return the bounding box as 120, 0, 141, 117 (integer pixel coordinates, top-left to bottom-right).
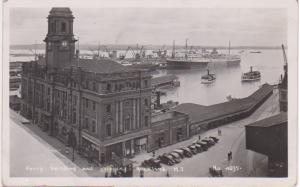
1, 0, 298, 186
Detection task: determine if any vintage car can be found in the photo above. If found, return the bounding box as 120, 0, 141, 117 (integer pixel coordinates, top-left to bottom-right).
188, 145, 198, 154
180, 147, 193, 157
158, 154, 175, 166
173, 149, 185, 158
202, 137, 215, 146
196, 141, 209, 150
141, 158, 161, 169
193, 143, 204, 152
209, 136, 219, 143
169, 152, 182, 163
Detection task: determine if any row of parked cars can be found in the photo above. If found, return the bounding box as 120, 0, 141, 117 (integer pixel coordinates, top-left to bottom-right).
141, 136, 219, 170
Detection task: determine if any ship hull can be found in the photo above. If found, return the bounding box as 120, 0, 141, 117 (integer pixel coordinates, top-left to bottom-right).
166, 59, 209, 69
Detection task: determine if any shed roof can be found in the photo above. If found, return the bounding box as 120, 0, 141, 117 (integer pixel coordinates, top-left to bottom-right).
172, 84, 273, 123
246, 112, 287, 128
68, 58, 132, 74
152, 74, 178, 85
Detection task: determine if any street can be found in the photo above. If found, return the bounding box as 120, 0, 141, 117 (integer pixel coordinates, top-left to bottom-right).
10, 112, 88, 177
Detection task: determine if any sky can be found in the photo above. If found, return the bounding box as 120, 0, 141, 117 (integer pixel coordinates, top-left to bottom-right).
9, 8, 287, 46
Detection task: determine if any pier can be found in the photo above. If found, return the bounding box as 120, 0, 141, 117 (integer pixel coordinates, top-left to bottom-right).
151, 74, 180, 89
172, 83, 274, 136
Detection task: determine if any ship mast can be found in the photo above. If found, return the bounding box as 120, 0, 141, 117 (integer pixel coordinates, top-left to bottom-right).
185, 38, 188, 59
228, 41, 231, 55
171, 40, 175, 59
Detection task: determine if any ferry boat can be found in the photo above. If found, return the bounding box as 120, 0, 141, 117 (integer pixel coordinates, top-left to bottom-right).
241, 66, 261, 82
201, 69, 216, 84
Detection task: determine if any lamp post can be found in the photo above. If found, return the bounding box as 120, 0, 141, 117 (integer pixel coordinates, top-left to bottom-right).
68, 128, 77, 162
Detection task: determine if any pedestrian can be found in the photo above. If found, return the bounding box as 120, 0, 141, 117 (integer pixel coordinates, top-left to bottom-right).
152, 151, 155, 157
198, 135, 201, 140
229, 151, 232, 160
227, 152, 230, 161
166, 170, 170, 177
140, 169, 144, 177
218, 129, 222, 136
105, 171, 108, 178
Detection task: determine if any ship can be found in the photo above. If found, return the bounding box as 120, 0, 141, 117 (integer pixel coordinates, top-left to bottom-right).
201, 69, 216, 84
166, 39, 209, 69
241, 66, 261, 82
166, 40, 240, 69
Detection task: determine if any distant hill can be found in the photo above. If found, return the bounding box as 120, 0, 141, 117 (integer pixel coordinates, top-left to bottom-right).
10, 43, 283, 51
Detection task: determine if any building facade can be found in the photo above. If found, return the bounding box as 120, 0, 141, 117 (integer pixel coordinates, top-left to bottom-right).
20, 7, 152, 163
279, 63, 287, 112
148, 111, 189, 151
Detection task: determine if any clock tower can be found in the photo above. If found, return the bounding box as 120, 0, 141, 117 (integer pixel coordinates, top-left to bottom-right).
44, 8, 77, 68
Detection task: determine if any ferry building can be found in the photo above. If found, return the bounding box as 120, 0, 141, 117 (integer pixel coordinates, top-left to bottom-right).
20, 8, 152, 162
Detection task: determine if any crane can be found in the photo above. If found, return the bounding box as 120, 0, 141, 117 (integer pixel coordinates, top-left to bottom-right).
119, 46, 130, 60
281, 44, 287, 65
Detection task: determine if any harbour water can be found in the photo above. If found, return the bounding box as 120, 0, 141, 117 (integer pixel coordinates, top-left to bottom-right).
155, 49, 285, 106
9, 49, 284, 106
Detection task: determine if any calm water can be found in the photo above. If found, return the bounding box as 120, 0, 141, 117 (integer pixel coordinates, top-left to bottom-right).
10, 49, 285, 106
155, 49, 285, 106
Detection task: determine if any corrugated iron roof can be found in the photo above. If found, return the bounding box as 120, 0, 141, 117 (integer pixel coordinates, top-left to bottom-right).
68, 58, 132, 74
172, 84, 273, 123
152, 74, 178, 85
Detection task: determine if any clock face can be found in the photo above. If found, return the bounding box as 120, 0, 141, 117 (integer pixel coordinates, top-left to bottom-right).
61, 41, 68, 47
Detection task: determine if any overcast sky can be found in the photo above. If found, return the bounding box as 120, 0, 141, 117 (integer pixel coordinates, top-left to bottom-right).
9, 8, 287, 46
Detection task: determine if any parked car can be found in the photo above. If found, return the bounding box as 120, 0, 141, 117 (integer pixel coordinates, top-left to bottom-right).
180, 147, 193, 157
187, 145, 198, 154
173, 149, 185, 158
201, 138, 215, 146
193, 143, 204, 152
158, 154, 175, 166
141, 158, 161, 169
169, 152, 182, 163
196, 141, 209, 151
209, 136, 219, 143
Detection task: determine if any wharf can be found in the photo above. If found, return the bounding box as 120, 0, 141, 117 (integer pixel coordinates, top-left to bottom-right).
151, 74, 179, 88
172, 84, 274, 136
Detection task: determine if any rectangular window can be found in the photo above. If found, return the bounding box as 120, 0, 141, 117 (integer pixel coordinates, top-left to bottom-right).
93, 101, 96, 111
92, 120, 96, 133
85, 117, 88, 129
72, 111, 76, 123
144, 116, 149, 127
93, 82, 97, 91
106, 124, 111, 136
106, 104, 111, 113
125, 118, 130, 131
85, 98, 89, 108
61, 22, 66, 32
106, 83, 111, 91
144, 80, 148, 87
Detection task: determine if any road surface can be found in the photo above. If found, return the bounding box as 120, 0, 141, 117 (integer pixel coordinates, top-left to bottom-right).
10, 113, 87, 177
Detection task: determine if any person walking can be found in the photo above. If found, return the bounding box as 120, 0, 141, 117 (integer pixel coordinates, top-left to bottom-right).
227, 152, 230, 161
229, 151, 232, 161
198, 135, 201, 140
152, 151, 156, 157
140, 170, 144, 177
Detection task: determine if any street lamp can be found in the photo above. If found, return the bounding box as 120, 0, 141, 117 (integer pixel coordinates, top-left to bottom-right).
68, 128, 77, 162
